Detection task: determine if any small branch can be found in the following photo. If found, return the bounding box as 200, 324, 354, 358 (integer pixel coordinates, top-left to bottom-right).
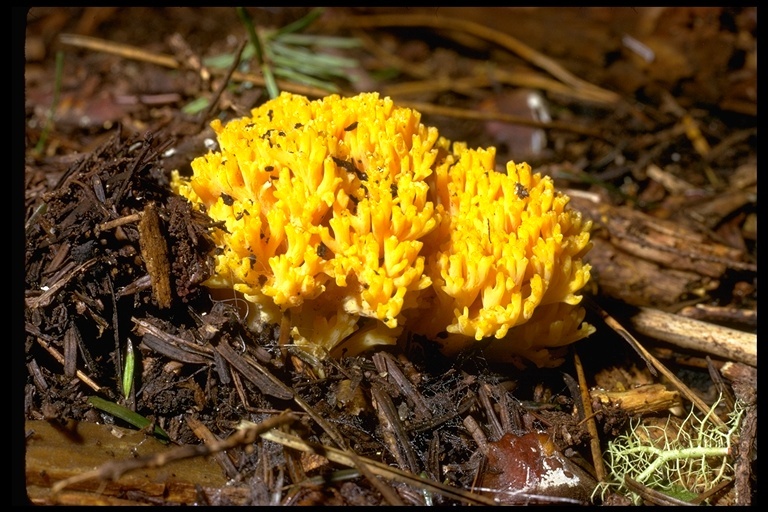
629, 307, 756, 367
35, 337, 103, 393
590, 383, 682, 416
202, 38, 248, 121
52, 412, 298, 494
97, 213, 142, 232
574, 351, 607, 482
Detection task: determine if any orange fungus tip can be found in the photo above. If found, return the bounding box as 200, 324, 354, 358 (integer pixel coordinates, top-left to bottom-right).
171, 92, 594, 366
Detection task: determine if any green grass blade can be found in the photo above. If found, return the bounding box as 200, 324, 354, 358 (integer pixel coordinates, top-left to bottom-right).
88, 396, 170, 443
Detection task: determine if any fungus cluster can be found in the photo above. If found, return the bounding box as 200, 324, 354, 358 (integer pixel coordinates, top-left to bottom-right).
171, 92, 593, 366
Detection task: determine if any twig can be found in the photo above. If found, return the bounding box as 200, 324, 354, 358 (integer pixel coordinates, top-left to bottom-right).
588, 300, 727, 431
217, 338, 404, 504
59, 33, 180, 68
57, 32, 606, 137
214, 339, 293, 400
260, 429, 498, 506
590, 384, 682, 416
97, 213, 142, 232
52, 412, 298, 494
629, 307, 756, 367
109, 133, 172, 210
35, 337, 103, 393
58, 33, 332, 99
326, 13, 620, 104
623, 476, 698, 506
202, 38, 248, 121
573, 351, 606, 483
477, 384, 504, 440
372, 352, 432, 421
397, 100, 607, 140
382, 62, 620, 106
370, 383, 420, 475
25, 259, 99, 309
132, 317, 214, 360
186, 416, 240, 480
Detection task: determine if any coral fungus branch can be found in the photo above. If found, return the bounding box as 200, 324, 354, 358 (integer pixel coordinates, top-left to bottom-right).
172, 92, 593, 365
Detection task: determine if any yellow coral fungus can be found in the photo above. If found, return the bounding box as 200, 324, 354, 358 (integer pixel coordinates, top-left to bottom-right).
172, 92, 593, 366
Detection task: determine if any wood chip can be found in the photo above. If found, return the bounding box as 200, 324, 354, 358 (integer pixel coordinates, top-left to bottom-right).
138, 203, 172, 309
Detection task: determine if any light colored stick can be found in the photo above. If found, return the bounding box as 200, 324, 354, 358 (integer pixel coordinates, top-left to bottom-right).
629, 307, 756, 367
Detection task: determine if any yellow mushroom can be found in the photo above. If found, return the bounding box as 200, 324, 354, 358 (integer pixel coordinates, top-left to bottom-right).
172, 92, 593, 366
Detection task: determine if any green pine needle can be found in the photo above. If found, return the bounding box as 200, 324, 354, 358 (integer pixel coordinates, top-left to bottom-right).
88, 396, 170, 443
201, 8, 360, 101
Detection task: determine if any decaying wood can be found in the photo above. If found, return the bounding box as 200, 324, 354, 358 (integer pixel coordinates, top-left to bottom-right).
44, 412, 295, 499
573, 198, 750, 278
590, 383, 682, 416
185, 417, 241, 480
590, 302, 727, 431
585, 237, 718, 307
477, 384, 505, 440
678, 304, 756, 329
215, 339, 294, 400
719, 362, 756, 507
24, 259, 99, 310
735, 411, 757, 507
623, 476, 703, 506
372, 352, 432, 422
138, 203, 172, 309
685, 188, 756, 231
132, 316, 214, 364
62, 323, 79, 378
569, 194, 754, 309
628, 307, 756, 367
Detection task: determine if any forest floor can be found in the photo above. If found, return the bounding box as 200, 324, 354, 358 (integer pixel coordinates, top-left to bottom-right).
20, 7, 756, 506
